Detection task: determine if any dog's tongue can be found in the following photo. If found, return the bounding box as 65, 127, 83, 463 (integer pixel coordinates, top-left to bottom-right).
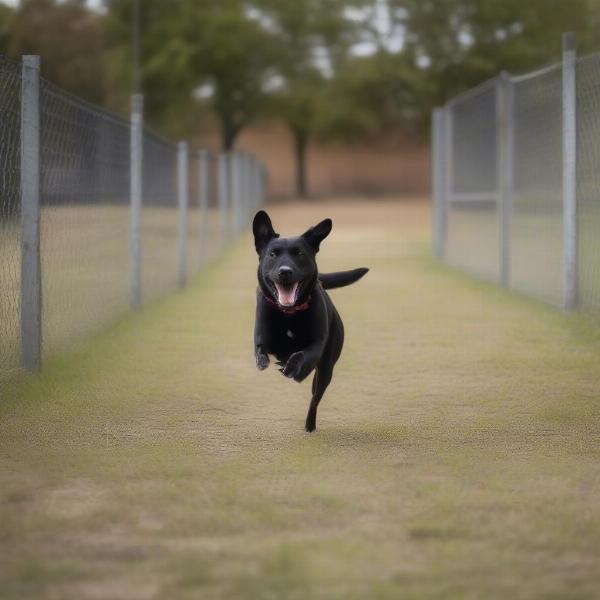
274, 282, 298, 307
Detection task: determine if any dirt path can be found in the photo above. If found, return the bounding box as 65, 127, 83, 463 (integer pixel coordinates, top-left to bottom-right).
2, 199, 600, 599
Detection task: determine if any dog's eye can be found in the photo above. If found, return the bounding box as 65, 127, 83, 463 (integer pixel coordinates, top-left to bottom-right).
292, 248, 303, 256
269, 250, 278, 257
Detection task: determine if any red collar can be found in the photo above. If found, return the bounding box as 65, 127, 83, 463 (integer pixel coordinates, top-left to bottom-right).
262, 291, 312, 315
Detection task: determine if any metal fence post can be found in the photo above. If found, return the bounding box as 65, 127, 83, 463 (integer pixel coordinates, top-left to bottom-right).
443, 104, 453, 260
497, 72, 514, 288
247, 155, 253, 218
177, 141, 189, 288
562, 32, 578, 310
260, 163, 267, 207
237, 152, 243, 231
251, 156, 259, 215
198, 149, 209, 260
130, 93, 143, 310
255, 159, 262, 211
217, 153, 229, 246
20, 55, 41, 371
240, 152, 248, 231
242, 153, 250, 227
231, 152, 241, 235
431, 107, 447, 259
255, 159, 261, 211
237, 152, 244, 233
245, 155, 251, 225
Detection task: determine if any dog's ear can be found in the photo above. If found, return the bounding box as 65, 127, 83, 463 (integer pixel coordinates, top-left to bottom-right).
301, 218, 332, 253
253, 210, 279, 254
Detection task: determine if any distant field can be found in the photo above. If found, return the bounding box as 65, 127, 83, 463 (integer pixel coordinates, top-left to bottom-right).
2, 198, 600, 599
0, 205, 223, 382
211, 121, 430, 198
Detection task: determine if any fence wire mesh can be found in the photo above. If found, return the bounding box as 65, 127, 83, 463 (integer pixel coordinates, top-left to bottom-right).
40, 78, 131, 361
445, 82, 499, 281
141, 131, 178, 303
577, 53, 600, 311
434, 46, 600, 314
203, 153, 222, 264
190, 152, 220, 272
511, 65, 563, 305
187, 150, 202, 277
0, 54, 267, 383
0, 56, 22, 380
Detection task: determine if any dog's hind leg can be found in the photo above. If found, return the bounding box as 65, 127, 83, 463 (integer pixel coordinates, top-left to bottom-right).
305, 365, 333, 433
305, 308, 344, 433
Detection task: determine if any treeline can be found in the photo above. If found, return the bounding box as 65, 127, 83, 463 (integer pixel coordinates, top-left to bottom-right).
1, 0, 599, 196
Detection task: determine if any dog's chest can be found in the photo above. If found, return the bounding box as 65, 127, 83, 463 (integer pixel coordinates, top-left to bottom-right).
270, 317, 309, 356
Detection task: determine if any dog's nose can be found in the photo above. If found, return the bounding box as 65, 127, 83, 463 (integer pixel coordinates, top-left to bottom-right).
278, 265, 293, 280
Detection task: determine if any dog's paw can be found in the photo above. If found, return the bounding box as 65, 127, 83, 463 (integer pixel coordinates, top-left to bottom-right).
282, 352, 313, 382
256, 353, 270, 371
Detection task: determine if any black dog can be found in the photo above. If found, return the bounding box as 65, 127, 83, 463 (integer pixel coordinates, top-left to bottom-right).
252, 210, 368, 432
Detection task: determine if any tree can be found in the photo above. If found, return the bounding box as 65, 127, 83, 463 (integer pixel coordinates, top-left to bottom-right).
322, 48, 427, 139
9, 0, 107, 104
269, 69, 327, 198
254, 0, 369, 198
0, 3, 14, 55
105, 0, 276, 149
182, 2, 277, 150
392, 0, 593, 112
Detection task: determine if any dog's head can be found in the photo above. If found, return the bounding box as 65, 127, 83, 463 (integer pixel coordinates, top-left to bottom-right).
252, 210, 332, 308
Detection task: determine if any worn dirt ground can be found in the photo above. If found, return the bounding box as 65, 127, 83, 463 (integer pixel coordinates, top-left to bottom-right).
1, 199, 600, 599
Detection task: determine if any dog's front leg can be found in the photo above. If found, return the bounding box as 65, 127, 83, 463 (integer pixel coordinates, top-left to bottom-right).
254, 292, 271, 371
254, 346, 270, 371
255, 345, 270, 370
282, 294, 329, 382
281, 339, 326, 382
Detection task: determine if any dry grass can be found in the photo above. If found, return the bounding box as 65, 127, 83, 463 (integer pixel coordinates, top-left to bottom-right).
2, 199, 600, 599
0, 206, 223, 381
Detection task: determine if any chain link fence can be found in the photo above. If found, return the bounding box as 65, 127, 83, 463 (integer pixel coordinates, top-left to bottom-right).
0, 56, 22, 379
577, 53, 600, 311
0, 55, 267, 384
40, 78, 132, 361
141, 131, 178, 302
444, 80, 499, 282
432, 33, 599, 314
510, 65, 564, 305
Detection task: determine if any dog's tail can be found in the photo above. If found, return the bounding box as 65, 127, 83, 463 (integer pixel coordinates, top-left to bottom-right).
319, 268, 369, 290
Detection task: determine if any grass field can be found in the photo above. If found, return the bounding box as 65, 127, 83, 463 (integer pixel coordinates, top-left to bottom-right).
0, 206, 223, 382
2, 199, 600, 599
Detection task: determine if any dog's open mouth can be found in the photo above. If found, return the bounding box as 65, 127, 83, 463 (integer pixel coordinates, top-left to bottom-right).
273, 281, 299, 307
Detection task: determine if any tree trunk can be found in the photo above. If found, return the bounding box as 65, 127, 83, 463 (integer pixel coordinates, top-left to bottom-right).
221, 114, 241, 152
293, 128, 308, 198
